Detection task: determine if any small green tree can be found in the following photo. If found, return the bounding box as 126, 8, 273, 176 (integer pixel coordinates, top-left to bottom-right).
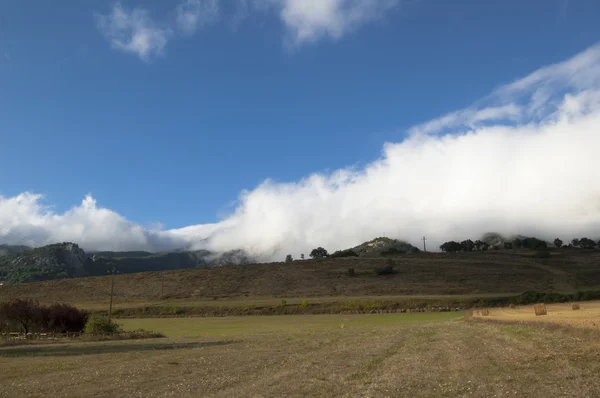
553, 238, 563, 248
572, 238, 580, 247
300, 254, 305, 260
285, 254, 293, 263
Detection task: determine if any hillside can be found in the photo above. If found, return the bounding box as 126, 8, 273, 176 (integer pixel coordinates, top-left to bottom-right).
0, 242, 256, 284
350, 237, 420, 256
2, 249, 600, 303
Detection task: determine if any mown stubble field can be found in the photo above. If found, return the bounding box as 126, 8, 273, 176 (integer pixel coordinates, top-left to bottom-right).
2, 313, 600, 397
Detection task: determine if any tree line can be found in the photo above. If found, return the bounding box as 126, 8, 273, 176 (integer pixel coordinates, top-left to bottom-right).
440, 237, 599, 253
0, 299, 88, 335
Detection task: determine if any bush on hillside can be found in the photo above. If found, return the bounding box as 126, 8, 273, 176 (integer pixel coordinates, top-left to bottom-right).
84, 315, 121, 335
380, 247, 406, 256
330, 249, 359, 258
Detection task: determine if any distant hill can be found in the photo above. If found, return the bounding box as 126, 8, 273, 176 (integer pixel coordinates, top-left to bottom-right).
350, 237, 420, 257
0, 242, 87, 284
0, 242, 257, 284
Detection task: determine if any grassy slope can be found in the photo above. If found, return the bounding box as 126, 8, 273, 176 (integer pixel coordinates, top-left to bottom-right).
2, 316, 600, 397
1, 249, 600, 304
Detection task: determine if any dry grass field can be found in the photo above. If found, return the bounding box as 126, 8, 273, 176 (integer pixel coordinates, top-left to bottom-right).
3, 313, 600, 397
2, 250, 600, 305
474, 300, 600, 329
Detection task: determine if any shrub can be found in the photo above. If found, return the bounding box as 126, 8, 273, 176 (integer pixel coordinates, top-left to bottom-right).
533, 250, 551, 258
347, 267, 356, 277
380, 248, 405, 256
279, 299, 287, 307
375, 265, 395, 276
84, 315, 121, 335
509, 304, 517, 309
300, 300, 309, 308
285, 254, 293, 263
44, 304, 89, 333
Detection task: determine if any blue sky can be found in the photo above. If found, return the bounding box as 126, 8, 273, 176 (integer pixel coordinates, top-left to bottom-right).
1, 0, 600, 254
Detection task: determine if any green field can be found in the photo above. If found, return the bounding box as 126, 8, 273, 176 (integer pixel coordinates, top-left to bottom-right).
118, 312, 462, 337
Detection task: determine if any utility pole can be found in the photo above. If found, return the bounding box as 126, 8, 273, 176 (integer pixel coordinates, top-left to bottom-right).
160, 274, 164, 299
107, 266, 118, 323
422, 236, 427, 252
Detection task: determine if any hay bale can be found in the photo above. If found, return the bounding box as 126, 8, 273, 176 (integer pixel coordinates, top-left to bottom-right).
572, 303, 580, 311
534, 303, 547, 316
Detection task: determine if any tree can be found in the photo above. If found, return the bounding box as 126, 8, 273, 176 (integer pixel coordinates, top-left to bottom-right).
473, 240, 490, 251
553, 238, 563, 248
300, 254, 305, 260
309, 247, 329, 259
522, 237, 547, 250
0, 299, 40, 334
579, 237, 597, 249
572, 238, 580, 247
460, 239, 475, 252
285, 254, 293, 263
440, 241, 462, 253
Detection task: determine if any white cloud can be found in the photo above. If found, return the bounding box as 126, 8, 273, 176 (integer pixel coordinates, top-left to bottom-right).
176, 0, 219, 34
96, 0, 405, 59
274, 0, 401, 45
95, 3, 171, 61
3, 44, 600, 257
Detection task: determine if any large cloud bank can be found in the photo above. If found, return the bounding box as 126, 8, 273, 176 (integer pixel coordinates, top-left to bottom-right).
2, 44, 600, 258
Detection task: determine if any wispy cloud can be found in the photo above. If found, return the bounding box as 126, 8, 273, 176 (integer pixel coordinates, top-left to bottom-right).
3, 44, 600, 256
176, 0, 220, 34
96, 0, 404, 59
260, 0, 401, 46
95, 3, 171, 61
